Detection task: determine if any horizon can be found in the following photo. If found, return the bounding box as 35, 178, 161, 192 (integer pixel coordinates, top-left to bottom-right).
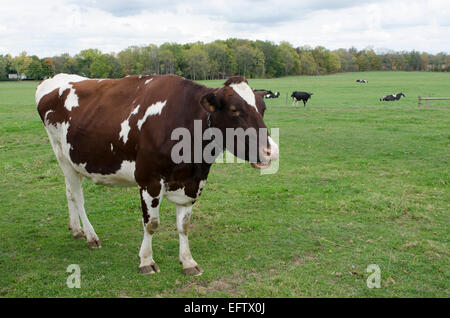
2, 40, 449, 60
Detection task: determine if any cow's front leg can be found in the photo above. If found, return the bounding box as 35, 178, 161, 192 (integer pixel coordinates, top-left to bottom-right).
176, 204, 202, 276
138, 183, 163, 274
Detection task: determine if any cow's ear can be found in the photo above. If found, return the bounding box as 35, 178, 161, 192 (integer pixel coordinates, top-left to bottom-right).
200, 92, 221, 113
254, 90, 266, 99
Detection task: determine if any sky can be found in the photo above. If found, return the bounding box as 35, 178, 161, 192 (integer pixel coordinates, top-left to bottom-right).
1, 0, 449, 57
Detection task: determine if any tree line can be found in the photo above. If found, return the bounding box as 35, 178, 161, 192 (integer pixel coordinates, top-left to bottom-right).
1, 39, 449, 81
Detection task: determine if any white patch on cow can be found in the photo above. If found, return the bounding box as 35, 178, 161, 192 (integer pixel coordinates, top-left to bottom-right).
44, 116, 136, 186
164, 180, 205, 205
35, 73, 87, 107
145, 79, 153, 85
119, 105, 140, 144
44, 110, 54, 122
75, 160, 137, 186
141, 179, 165, 209
61, 87, 80, 111
268, 136, 279, 161
137, 101, 167, 130
110, 143, 114, 152
229, 82, 257, 111
164, 187, 194, 205
119, 121, 131, 144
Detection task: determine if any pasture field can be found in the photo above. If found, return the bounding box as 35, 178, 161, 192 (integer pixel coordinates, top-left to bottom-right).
0, 71, 449, 297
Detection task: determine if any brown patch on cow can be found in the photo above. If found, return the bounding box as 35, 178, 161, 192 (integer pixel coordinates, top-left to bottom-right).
224, 76, 248, 86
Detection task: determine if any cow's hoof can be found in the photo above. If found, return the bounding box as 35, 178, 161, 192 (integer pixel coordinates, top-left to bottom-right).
87, 239, 102, 249
183, 265, 203, 276
72, 230, 86, 239
139, 263, 160, 274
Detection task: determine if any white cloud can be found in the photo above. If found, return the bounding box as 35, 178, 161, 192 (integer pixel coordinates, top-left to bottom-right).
0, 0, 448, 57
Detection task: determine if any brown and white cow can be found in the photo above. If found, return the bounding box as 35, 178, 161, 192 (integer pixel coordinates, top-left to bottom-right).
36, 73, 279, 276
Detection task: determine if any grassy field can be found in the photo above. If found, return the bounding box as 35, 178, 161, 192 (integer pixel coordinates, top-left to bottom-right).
0, 71, 448, 297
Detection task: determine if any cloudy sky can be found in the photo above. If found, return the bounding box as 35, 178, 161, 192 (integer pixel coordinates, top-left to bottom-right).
1, 0, 449, 57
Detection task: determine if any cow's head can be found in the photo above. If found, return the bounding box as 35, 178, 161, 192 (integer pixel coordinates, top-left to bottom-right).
200, 76, 279, 169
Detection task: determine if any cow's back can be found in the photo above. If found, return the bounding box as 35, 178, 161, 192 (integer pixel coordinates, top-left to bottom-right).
36, 74, 167, 186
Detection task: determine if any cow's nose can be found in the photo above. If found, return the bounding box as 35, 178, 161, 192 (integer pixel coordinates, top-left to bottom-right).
260, 137, 279, 162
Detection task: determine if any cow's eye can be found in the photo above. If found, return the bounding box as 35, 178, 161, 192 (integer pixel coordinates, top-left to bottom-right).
230, 106, 240, 116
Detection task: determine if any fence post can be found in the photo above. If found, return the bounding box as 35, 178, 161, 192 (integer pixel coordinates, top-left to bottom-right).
418, 96, 421, 108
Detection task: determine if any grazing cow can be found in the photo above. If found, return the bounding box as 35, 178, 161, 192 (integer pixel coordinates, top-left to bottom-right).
380, 92, 405, 101
291, 91, 313, 107
356, 79, 368, 83
36, 74, 279, 276
266, 91, 280, 99
254, 89, 280, 99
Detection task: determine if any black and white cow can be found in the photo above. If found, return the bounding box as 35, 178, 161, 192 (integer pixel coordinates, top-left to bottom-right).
291, 91, 313, 107
266, 91, 280, 99
254, 89, 280, 99
380, 92, 405, 101
356, 79, 368, 83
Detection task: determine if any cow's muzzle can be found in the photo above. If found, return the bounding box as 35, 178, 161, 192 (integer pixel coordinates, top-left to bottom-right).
251, 136, 279, 169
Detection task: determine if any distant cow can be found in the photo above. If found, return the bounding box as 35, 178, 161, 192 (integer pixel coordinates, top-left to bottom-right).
254, 89, 280, 99
291, 91, 313, 107
380, 92, 405, 101
356, 79, 368, 83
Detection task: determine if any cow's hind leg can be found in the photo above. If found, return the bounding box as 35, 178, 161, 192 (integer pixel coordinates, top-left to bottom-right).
177, 204, 202, 276
63, 168, 101, 248
138, 184, 163, 274
64, 174, 84, 239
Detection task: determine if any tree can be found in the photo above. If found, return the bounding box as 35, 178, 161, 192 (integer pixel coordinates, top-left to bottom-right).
205, 41, 235, 79
76, 49, 104, 77
235, 44, 264, 78
279, 41, 301, 75
158, 48, 176, 74
184, 43, 209, 80
421, 52, 429, 71
12, 51, 32, 78
0, 55, 9, 80
27, 56, 43, 79
141, 44, 159, 74
160, 42, 186, 76
90, 54, 112, 78
297, 49, 317, 75
254, 40, 283, 77
41, 58, 55, 78
326, 51, 341, 73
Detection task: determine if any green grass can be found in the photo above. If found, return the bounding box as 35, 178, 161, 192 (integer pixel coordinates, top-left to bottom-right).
0, 72, 449, 297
